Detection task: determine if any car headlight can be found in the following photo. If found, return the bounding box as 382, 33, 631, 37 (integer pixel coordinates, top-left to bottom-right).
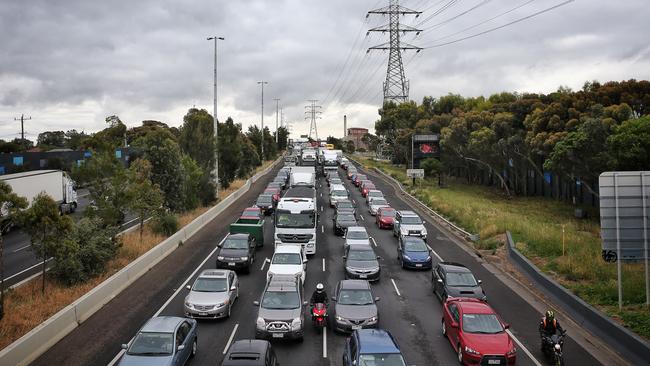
464, 345, 481, 355
426, 255, 432, 261
401, 228, 408, 234
218, 300, 230, 307
240, 256, 249, 261
217, 256, 224, 260
507, 346, 517, 355
336, 315, 345, 321
345, 266, 355, 272
291, 317, 302, 330
368, 316, 378, 323
403, 254, 411, 260
184, 301, 193, 308
256, 317, 266, 328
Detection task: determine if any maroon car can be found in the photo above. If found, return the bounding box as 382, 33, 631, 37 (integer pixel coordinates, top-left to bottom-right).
241, 207, 263, 220
353, 174, 367, 187
361, 182, 376, 197
376, 207, 395, 229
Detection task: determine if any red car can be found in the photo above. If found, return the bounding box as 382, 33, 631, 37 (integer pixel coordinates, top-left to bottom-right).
264, 188, 281, 205
353, 174, 367, 187
241, 207, 263, 220
376, 207, 395, 229
361, 182, 376, 197
442, 298, 516, 365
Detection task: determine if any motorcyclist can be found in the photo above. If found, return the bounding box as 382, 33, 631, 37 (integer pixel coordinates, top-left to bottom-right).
310, 283, 329, 307
539, 310, 565, 351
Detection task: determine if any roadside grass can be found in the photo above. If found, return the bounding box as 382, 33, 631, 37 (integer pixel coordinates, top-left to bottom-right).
0, 157, 278, 350
353, 155, 649, 340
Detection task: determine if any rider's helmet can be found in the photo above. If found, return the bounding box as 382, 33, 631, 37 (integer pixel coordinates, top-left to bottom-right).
316, 283, 324, 293
545, 310, 555, 322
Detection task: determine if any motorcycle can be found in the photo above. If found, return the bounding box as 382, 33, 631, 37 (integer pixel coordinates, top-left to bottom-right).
311, 303, 328, 332
542, 331, 566, 366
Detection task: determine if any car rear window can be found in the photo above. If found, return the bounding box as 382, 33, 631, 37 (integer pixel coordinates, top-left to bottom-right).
359, 353, 406, 366
462, 313, 504, 334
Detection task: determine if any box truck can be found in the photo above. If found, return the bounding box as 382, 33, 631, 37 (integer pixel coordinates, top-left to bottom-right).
1, 170, 78, 215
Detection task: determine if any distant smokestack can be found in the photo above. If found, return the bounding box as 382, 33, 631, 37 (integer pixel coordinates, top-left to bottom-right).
344, 115, 347, 137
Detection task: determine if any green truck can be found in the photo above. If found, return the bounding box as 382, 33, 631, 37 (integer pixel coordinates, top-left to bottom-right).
229, 217, 265, 247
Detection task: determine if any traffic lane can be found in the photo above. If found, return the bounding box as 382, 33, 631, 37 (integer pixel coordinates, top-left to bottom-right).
30, 164, 282, 366
357, 164, 600, 366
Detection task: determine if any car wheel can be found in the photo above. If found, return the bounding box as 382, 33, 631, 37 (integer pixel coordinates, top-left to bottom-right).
441, 319, 447, 337
457, 344, 463, 364
191, 338, 197, 358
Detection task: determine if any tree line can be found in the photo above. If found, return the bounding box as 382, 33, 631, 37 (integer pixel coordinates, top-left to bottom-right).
373, 79, 650, 199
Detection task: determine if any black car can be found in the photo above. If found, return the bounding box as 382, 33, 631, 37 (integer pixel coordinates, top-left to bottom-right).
256, 194, 275, 215
335, 200, 357, 217
221, 339, 280, 366
216, 233, 256, 273
432, 262, 486, 301
333, 213, 357, 236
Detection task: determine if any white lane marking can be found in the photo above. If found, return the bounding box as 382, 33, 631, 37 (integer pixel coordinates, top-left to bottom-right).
507, 329, 543, 366
390, 278, 401, 297
108, 235, 227, 366
427, 245, 443, 262
359, 215, 365, 221
321, 225, 324, 233
261, 258, 269, 271
352, 199, 356, 204
370, 237, 378, 247
322, 258, 326, 272
321, 206, 323, 212
5, 258, 53, 281
12, 244, 31, 253
223, 323, 240, 354
320, 193, 323, 197
323, 326, 328, 358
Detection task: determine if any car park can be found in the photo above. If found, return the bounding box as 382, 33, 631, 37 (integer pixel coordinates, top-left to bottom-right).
343, 329, 407, 366
442, 298, 516, 365
433, 262, 486, 301
335, 200, 357, 217
216, 233, 256, 273
368, 197, 389, 216
221, 339, 280, 366
344, 226, 370, 247
397, 236, 432, 270
376, 207, 395, 229
254, 274, 305, 341
256, 194, 275, 215
241, 207, 264, 220
365, 189, 383, 204
333, 212, 358, 236
119, 316, 197, 366
344, 244, 380, 281
184, 269, 239, 319
393, 210, 428, 241
361, 182, 376, 197
332, 280, 379, 333
266, 245, 306, 284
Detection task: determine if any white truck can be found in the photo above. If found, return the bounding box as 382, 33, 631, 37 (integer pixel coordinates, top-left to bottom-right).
290, 166, 316, 188
322, 151, 339, 171
1, 170, 78, 214
274, 187, 317, 256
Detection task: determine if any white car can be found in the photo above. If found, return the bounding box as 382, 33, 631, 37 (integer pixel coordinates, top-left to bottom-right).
368, 197, 389, 216
330, 185, 349, 207
365, 190, 384, 205
344, 226, 370, 248
266, 245, 306, 284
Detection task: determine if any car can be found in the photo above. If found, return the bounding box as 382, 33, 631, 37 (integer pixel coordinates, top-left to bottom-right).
358, 180, 373, 193
254, 274, 305, 341
346, 168, 357, 179
433, 262, 487, 302
343, 329, 407, 366
216, 233, 256, 273
365, 189, 384, 204
266, 182, 283, 191
272, 177, 287, 189
333, 213, 358, 236
332, 280, 379, 333
344, 244, 380, 281
326, 171, 339, 185
329, 177, 343, 186
376, 207, 396, 229
329, 185, 349, 207
368, 197, 389, 216
353, 174, 367, 187
361, 183, 376, 197
340, 158, 350, 169
397, 236, 433, 270
442, 298, 516, 365
263, 188, 281, 206
335, 200, 357, 217
255, 194, 275, 215
221, 339, 280, 366
344, 226, 370, 247
118, 316, 197, 366
184, 269, 239, 319
241, 207, 264, 220
393, 210, 428, 241
266, 245, 306, 284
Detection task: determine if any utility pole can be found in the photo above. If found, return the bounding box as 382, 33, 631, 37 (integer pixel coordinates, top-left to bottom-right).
207, 36, 224, 197
257, 81, 269, 160
304, 100, 322, 141
367, 0, 422, 104
273, 98, 280, 143
14, 114, 32, 144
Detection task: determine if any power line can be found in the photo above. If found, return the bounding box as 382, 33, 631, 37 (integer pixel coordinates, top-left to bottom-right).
13, 114, 32, 142
420, 0, 493, 33
413, 0, 460, 27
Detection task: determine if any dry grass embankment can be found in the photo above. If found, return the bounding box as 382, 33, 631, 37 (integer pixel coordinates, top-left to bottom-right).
0, 157, 278, 350
353, 155, 649, 340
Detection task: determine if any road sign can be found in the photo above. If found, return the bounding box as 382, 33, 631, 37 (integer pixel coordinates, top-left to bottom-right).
407, 169, 424, 179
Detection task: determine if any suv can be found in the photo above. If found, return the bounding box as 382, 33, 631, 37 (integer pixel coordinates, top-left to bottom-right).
266, 245, 306, 284
343, 329, 407, 366
393, 210, 428, 241
255, 274, 305, 341
184, 270, 239, 319
221, 339, 279, 366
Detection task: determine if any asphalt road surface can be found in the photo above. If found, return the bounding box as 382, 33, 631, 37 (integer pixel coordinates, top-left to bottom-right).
31, 162, 602, 366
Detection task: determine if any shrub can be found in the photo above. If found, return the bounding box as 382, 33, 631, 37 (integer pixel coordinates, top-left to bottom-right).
152, 212, 179, 236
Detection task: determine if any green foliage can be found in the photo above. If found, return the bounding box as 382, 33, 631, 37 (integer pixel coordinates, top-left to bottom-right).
152, 211, 179, 236
343, 140, 356, 154
37, 131, 66, 149
179, 109, 215, 178
125, 159, 164, 238
421, 158, 442, 178
180, 155, 203, 211
81, 115, 127, 151
64, 129, 88, 150
275, 126, 289, 151
607, 115, 650, 170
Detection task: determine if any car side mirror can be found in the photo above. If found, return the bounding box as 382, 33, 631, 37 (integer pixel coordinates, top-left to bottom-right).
451, 322, 459, 329
504, 323, 510, 329
303, 259, 308, 264
477, 279, 483, 284
253, 301, 260, 306
352, 360, 357, 366
121, 343, 128, 350
342, 255, 347, 259
178, 345, 185, 351
331, 296, 337, 301
185, 285, 191, 290
303, 301, 309, 306
230, 285, 237, 291
265, 258, 271, 263
375, 296, 380, 302
376, 256, 381, 260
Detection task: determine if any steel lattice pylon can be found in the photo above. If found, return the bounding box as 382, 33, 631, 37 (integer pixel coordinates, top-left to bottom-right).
367, 0, 422, 105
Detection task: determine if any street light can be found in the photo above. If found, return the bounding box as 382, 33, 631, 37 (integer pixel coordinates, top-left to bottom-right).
257, 81, 268, 160
207, 36, 224, 197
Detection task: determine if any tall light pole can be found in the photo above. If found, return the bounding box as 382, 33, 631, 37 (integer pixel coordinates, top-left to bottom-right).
257, 81, 268, 160
273, 98, 280, 144
207, 36, 224, 197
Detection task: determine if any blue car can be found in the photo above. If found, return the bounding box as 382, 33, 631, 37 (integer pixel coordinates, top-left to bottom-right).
119, 316, 197, 366
343, 329, 407, 366
397, 236, 433, 270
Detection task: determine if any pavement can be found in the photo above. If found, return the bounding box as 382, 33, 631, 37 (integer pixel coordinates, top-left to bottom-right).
29, 162, 606, 366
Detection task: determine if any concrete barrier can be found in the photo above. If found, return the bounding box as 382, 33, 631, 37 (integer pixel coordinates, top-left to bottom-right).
505, 231, 650, 365
0, 157, 281, 366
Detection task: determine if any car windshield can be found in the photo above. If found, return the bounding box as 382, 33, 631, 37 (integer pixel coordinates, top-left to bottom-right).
404, 240, 428, 252
244, 209, 260, 215
192, 277, 228, 292
380, 210, 395, 217
348, 249, 376, 261
359, 354, 406, 366
332, 190, 347, 197
346, 230, 368, 239
338, 214, 356, 223
462, 313, 504, 334
331, 179, 342, 184
338, 202, 354, 209
401, 216, 422, 224
223, 238, 248, 249
446, 272, 478, 287
272, 253, 302, 265
276, 212, 315, 228
338, 289, 374, 305
128, 332, 174, 356
261, 291, 300, 309
369, 191, 382, 197
371, 199, 388, 206
257, 196, 273, 205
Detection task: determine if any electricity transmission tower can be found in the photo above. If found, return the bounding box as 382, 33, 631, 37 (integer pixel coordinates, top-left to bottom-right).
367, 0, 422, 105
305, 100, 321, 141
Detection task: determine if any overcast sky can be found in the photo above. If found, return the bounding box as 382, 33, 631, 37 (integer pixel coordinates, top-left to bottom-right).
0, 0, 648, 142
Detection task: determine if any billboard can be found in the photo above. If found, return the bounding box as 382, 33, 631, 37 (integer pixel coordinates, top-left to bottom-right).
412, 134, 440, 168
599, 171, 650, 262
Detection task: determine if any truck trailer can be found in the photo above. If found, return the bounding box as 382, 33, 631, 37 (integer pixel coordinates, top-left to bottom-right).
0, 170, 78, 215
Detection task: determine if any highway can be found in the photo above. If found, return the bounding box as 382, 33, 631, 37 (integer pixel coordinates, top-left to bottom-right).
31, 162, 602, 366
